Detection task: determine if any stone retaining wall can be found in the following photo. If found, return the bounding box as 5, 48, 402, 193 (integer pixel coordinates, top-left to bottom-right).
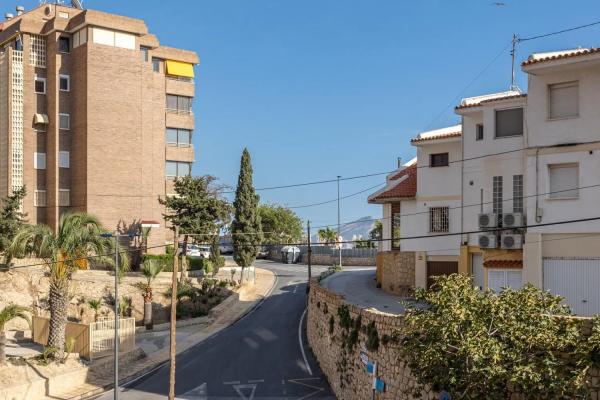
376, 251, 415, 296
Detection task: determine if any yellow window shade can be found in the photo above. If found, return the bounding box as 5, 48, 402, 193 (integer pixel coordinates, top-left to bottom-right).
166, 60, 194, 78
34, 113, 49, 124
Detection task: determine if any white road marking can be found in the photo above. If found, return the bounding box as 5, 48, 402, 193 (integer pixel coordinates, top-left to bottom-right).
248, 379, 265, 383
293, 285, 298, 293
178, 382, 208, 400
288, 378, 325, 400
298, 308, 313, 376
232, 383, 257, 400
223, 380, 241, 385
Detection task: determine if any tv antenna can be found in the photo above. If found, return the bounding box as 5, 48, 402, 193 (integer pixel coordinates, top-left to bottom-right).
510, 33, 521, 92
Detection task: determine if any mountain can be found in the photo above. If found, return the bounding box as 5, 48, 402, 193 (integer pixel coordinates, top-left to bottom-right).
312, 216, 376, 248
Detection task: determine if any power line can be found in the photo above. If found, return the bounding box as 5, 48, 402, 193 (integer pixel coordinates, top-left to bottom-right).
519, 20, 600, 42
287, 182, 386, 209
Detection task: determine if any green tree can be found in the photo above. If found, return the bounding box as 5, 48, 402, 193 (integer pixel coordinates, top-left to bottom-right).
231, 149, 262, 281
369, 220, 382, 241
0, 186, 27, 256
159, 176, 232, 278
133, 258, 164, 329
0, 305, 30, 365
6, 213, 125, 358
258, 204, 303, 245
354, 238, 375, 249
317, 227, 338, 247
400, 274, 597, 399
86, 299, 103, 322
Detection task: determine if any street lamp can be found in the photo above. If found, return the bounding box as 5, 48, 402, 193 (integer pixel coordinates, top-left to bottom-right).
100, 232, 138, 400
337, 176, 342, 269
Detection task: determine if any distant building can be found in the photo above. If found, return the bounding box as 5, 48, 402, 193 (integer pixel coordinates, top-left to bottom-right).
0, 3, 198, 250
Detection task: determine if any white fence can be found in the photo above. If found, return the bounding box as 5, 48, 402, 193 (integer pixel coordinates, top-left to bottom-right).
89, 318, 136, 360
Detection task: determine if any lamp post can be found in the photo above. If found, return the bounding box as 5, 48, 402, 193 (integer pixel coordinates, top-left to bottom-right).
337, 176, 342, 269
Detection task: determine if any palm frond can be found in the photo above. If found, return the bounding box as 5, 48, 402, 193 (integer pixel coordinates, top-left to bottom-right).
0, 304, 30, 331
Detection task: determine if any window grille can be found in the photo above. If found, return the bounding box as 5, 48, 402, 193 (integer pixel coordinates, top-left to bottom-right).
59, 189, 70, 207
513, 175, 523, 213
29, 35, 46, 68
493, 176, 503, 225
429, 207, 449, 233
34, 190, 47, 207
11, 50, 24, 193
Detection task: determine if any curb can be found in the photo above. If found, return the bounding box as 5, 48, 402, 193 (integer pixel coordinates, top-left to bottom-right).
78, 268, 277, 400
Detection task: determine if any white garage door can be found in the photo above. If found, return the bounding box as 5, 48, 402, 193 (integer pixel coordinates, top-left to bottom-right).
543, 258, 600, 317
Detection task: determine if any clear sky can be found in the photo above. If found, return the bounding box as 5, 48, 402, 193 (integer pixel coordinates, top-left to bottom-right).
17, 0, 600, 229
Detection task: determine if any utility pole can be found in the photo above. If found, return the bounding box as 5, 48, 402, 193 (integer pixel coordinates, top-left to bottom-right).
169, 226, 179, 400
307, 220, 312, 296
337, 176, 342, 269
510, 33, 520, 92
114, 236, 119, 400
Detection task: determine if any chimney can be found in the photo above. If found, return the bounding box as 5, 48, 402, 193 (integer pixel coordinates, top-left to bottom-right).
397, 157, 402, 168
5, 13, 14, 20
16, 6, 24, 16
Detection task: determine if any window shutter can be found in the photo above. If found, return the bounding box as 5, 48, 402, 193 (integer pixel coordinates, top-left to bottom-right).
549, 163, 579, 199
549, 82, 578, 119
487, 270, 505, 292
506, 270, 523, 290
495, 108, 523, 137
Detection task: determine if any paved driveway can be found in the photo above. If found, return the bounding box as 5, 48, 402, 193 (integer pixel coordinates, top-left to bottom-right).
320, 268, 410, 315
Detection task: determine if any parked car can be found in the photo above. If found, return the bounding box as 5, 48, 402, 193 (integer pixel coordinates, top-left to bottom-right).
256, 246, 269, 259
219, 242, 234, 255
186, 244, 211, 259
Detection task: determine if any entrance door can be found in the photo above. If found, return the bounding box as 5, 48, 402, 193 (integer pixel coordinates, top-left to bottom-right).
427, 261, 458, 288
471, 254, 484, 290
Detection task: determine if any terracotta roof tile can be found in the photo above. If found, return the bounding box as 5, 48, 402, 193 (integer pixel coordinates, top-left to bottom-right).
368, 165, 417, 203
483, 259, 523, 269
455, 93, 527, 110
522, 48, 600, 66
410, 130, 462, 143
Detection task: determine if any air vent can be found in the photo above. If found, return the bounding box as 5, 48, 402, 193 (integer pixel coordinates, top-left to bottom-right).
503, 213, 524, 228
478, 234, 497, 249
479, 213, 498, 229
501, 234, 523, 250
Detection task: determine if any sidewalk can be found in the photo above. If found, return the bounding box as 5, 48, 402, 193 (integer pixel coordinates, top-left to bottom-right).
49, 267, 276, 400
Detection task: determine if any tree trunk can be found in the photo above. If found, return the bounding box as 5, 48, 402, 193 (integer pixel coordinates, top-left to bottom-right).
48, 283, 69, 359
239, 265, 245, 285
0, 330, 6, 366
144, 300, 153, 330
180, 234, 189, 281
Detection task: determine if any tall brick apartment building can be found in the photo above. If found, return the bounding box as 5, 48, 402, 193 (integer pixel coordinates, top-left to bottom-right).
0, 3, 198, 250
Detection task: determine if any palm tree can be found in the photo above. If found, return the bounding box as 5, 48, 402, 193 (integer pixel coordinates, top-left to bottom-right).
134, 259, 164, 329
6, 212, 127, 358
0, 305, 30, 365
318, 227, 338, 247
87, 299, 103, 322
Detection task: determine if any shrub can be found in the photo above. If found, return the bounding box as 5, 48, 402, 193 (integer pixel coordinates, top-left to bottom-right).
141, 254, 173, 271
188, 257, 212, 272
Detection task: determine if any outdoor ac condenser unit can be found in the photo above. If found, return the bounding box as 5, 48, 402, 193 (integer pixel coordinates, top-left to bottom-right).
478, 234, 498, 249
503, 213, 524, 228
501, 234, 523, 250
478, 213, 498, 229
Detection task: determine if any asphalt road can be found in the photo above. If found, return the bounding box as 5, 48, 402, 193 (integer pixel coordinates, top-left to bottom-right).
96, 260, 336, 400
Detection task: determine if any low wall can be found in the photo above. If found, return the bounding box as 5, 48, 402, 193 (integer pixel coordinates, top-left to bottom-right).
267, 249, 375, 266
376, 251, 415, 296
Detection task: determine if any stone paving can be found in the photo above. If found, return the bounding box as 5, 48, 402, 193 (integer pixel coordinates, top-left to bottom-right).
45, 267, 276, 400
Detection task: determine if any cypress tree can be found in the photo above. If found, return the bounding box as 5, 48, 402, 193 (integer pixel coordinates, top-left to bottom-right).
232, 148, 262, 281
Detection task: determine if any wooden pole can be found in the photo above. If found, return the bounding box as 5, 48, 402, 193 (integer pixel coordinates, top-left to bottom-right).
169, 226, 179, 400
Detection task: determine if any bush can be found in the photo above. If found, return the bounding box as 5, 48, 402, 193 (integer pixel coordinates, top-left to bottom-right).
188, 257, 213, 273
141, 254, 173, 271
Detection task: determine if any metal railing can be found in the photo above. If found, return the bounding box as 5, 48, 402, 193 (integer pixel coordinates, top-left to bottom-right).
166, 75, 194, 83
89, 317, 136, 360
166, 108, 193, 115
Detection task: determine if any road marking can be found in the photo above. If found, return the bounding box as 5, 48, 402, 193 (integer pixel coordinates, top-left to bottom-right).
288, 378, 325, 400
247, 379, 264, 383
293, 285, 298, 293
232, 383, 257, 400
298, 307, 313, 376
223, 380, 240, 385
178, 382, 208, 400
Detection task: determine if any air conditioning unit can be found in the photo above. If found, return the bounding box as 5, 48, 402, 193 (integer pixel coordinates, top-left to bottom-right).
478, 213, 498, 229
501, 234, 523, 250
478, 234, 498, 249
503, 213, 524, 228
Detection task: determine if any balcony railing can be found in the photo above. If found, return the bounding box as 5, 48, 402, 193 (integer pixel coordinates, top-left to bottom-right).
166, 75, 194, 84
166, 108, 193, 115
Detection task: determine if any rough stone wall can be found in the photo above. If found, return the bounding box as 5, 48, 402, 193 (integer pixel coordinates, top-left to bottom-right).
377, 251, 415, 296
307, 282, 434, 400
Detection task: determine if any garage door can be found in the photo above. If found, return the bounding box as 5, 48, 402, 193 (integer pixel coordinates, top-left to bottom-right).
543, 258, 600, 317
427, 261, 458, 288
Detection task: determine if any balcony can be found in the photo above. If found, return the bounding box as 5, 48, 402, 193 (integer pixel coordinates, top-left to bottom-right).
165, 112, 194, 130
166, 76, 195, 97
165, 145, 194, 163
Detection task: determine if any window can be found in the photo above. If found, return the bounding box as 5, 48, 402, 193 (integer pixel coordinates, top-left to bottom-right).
430, 153, 449, 167
495, 108, 523, 138
59, 151, 70, 168
549, 81, 578, 119
140, 46, 149, 62
59, 75, 70, 92
429, 207, 449, 233
166, 161, 192, 178
59, 36, 70, 53
488, 270, 522, 292
152, 57, 162, 73
58, 11, 69, 19
391, 203, 401, 250
73, 28, 87, 48
513, 175, 523, 213
59, 189, 70, 207
493, 176, 503, 225
34, 152, 46, 170
34, 76, 46, 94
166, 128, 191, 146
548, 163, 579, 199
476, 124, 484, 141
15, 37, 23, 51
166, 95, 193, 114
34, 190, 47, 207
59, 113, 70, 130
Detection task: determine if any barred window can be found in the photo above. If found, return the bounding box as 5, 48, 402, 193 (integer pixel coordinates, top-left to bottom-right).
513, 175, 523, 213
391, 203, 401, 250
493, 176, 503, 225
429, 207, 449, 233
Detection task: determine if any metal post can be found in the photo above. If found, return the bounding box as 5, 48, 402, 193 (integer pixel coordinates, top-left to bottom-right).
169, 226, 179, 400
337, 176, 342, 269
510, 34, 519, 91
114, 236, 119, 400
307, 221, 312, 295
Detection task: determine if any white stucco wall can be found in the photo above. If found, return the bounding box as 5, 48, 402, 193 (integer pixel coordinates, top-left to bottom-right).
382, 203, 392, 252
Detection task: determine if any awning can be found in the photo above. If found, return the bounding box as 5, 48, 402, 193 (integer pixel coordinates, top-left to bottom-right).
34, 113, 49, 124
166, 60, 194, 78
483, 260, 523, 269
141, 220, 160, 228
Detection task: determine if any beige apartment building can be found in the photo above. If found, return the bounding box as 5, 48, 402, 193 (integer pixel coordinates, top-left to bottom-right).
0, 3, 198, 250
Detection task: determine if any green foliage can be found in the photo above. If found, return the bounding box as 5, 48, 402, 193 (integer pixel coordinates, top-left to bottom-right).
400, 273, 597, 399
141, 254, 173, 270
337, 305, 352, 330
86, 299, 102, 321
36, 346, 58, 365
188, 257, 213, 273
232, 149, 262, 269
209, 236, 225, 275
369, 220, 382, 241
63, 337, 75, 363
258, 203, 303, 245
354, 239, 375, 249
365, 321, 379, 351
0, 304, 30, 331
0, 186, 27, 255
317, 227, 337, 246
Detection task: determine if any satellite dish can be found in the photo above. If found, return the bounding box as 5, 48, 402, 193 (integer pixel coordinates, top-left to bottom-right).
71, 0, 83, 9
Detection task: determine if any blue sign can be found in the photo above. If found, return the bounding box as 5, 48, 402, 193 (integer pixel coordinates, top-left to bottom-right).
366, 362, 375, 374
440, 391, 451, 400
375, 379, 385, 393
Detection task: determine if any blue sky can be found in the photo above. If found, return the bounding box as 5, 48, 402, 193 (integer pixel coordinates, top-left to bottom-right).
19, 0, 600, 229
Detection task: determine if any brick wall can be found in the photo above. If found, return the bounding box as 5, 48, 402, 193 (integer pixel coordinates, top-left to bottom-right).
376, 251, 415, 296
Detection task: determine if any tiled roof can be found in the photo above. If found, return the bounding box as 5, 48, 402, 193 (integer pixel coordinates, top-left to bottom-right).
410, 125, 462, 144
456, 92, 527, 110
410, 130, 462, 143
522, 48, 600, 66
368, 165, 417, 203
483, 259, 523, 269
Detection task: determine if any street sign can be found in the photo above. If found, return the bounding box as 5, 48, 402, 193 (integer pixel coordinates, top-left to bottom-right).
359, 351, 369, 365
440, 391, 451, 400
375, 379, 385, 393
366, 362, 375, 374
